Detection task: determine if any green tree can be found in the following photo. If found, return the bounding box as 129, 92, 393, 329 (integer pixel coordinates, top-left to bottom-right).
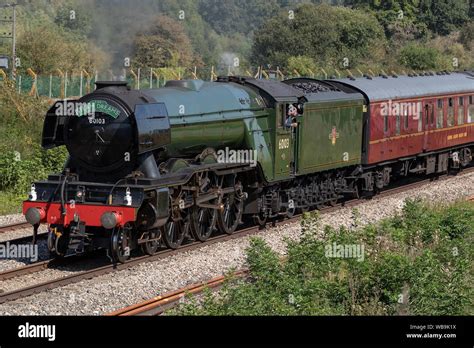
198, 0, 280, 35
459, 21, 474, 50
54, 3, 93, 36
286, 56, 318, 76
16, 25, 105, 74
398, 43, 440, 70
418, 0, 470, 35
252, 4, 386, 69
131, 15, 201, 69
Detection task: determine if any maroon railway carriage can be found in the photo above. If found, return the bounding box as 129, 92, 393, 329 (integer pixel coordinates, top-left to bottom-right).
331, 72, 474, 175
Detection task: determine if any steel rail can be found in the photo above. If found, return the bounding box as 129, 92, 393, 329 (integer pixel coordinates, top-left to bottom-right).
0, 166, 472, 304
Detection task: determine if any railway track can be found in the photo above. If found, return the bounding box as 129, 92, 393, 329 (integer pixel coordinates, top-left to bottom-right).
0, 220, 48, 245
0, 221, 30, 234
0, 167, 472, 305
107, 270, 249, 316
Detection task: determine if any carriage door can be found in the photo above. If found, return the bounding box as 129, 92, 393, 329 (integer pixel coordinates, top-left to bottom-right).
423, 101, 434, 151
274, 103, 295, 177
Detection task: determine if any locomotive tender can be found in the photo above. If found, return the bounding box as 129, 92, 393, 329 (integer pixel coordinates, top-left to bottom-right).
23, 73, 474, 262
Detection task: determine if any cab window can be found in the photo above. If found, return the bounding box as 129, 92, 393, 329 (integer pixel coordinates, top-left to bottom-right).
278, 104, 285, 128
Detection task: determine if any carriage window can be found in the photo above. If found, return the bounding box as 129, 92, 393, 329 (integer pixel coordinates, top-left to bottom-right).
417, 102, 422, 132
458, 97, 464, 125
468, 95, 474, 123
437, 99, 444, 128
447, 98, 454, 126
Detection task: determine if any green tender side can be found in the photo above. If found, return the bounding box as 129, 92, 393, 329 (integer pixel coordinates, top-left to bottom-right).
296, 97, 365, 175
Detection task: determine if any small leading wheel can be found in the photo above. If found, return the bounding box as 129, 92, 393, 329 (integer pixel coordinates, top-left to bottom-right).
217, 183, 244, 235
111, 226, 132, 263
191, 205, 217, 242
53, 228, 69, 257
47, 229, 56, 253
141, 229, 161, 255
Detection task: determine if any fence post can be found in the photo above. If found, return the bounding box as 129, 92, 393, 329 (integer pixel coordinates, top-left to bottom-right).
137, 68, 141, 89
82, 70, 91, 94
17, 75, 21, 94
210, 66, 217, 81
149, 68, 153, 88
276, 67, 284, 80
56, 69, 64, 98
321, 68, 327, 79
49, 73, 52, 98
254, 66, 260, 79
64, 71, 68, 98
130, 69, 138, 89
26, 68, 38, 97
151, 69, 159, 88
79, 70, 83, 96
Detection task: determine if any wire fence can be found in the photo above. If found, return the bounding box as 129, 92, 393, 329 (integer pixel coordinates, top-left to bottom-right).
0, 65, 464, 99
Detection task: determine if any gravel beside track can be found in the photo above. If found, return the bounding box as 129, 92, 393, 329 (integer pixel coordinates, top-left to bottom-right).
0, 213, 26, 227
0, 171, 472, 315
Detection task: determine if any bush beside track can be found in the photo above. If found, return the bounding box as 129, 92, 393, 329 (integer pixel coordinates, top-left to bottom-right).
0, 83, 68, 214
173, 199, 474, 316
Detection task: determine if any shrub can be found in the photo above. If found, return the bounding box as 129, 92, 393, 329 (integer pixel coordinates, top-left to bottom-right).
173, 200, 473, 316
398, 44, 440, 70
